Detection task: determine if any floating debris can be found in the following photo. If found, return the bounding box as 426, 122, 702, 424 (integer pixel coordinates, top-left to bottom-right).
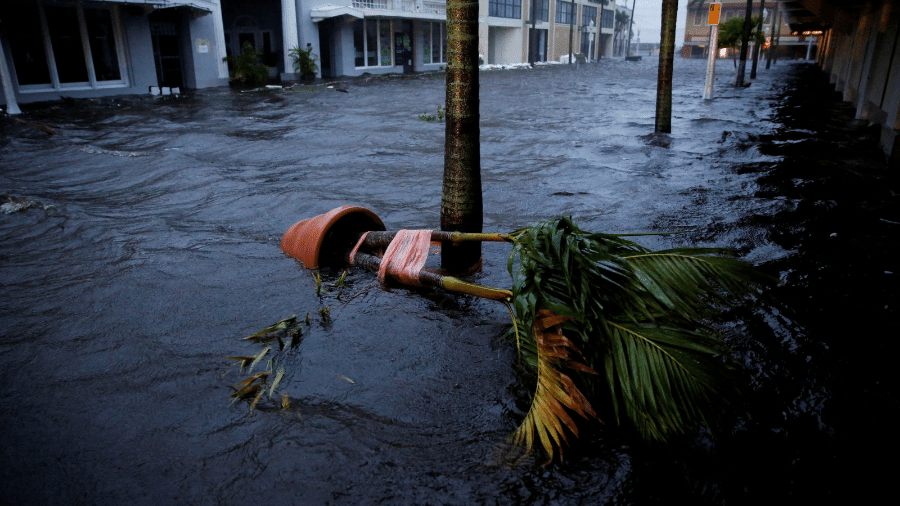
1, 195, 50, 214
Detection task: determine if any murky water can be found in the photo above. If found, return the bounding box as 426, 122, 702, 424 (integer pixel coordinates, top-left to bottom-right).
2, 58, 897, 504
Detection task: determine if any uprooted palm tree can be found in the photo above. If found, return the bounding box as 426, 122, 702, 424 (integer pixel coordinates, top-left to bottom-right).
254, 212, 775, 461
506, 216, 774, 459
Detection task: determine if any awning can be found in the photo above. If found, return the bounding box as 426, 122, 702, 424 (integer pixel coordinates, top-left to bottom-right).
93, 0, 213, 14
310, 4, 365, 23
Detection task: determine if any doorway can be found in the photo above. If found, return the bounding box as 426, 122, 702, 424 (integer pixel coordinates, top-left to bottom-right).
394, 20, 413, 73
317, 18, 336, 78
149, 11, 184, 89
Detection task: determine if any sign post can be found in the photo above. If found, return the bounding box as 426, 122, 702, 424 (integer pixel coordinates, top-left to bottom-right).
703, 3, 721, 100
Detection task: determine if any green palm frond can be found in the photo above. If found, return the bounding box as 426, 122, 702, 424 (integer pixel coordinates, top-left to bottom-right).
510, 310, 599, 461
507, 217, 775, 454
623, 249, 771, 321
602, 321, 741, 442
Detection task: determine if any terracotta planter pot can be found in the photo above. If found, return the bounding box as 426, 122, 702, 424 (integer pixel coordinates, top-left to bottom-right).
281, 206, 386, 269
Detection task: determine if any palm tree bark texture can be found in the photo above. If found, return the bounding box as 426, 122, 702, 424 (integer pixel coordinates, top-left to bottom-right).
441, 0, 483, 274
735, 0, 754, 86
655, 0, 679, 133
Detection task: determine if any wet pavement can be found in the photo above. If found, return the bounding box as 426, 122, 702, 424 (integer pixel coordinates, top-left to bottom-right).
2, 57, 898, 504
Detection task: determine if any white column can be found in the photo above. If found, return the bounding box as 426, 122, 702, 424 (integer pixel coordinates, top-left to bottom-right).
212, 1, 229, 79
282, 0, 299, 75
0, 19, 22, 115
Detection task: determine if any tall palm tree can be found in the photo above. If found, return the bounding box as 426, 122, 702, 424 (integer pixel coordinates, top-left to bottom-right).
735, 0, 755, 87
655, 0, 680, 133
441, 0, 483, 274
750, 0, 765, 79
614, 10, 630, 56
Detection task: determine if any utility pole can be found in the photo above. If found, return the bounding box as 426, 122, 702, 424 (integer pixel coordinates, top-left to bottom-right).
569, 2, 575, 65
529, 0, 537, 65
703, 3, 721, 100
625, 0, 636, 57
773, 8, 781, 64
766, 6, 778, 69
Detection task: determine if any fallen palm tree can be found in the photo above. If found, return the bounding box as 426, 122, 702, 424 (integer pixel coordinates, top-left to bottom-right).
272, 206, 773, 459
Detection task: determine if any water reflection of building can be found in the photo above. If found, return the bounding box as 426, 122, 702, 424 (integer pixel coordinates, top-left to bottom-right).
681, 0, 816, 60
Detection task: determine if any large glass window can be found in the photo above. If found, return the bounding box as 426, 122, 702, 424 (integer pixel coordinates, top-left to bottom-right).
45, 6, 89, 84
5, 2, 51, 86
600, 8, 614, 29
379, 21, 392, 66
353, 19, 394, 68
4, 2, 126, 91
423, 22, 446, 64
555, 1, 574, 24
489, 0, 521, 19
528, 0, 549, 22
582, 5, 598, 26
85, 8, 122, 82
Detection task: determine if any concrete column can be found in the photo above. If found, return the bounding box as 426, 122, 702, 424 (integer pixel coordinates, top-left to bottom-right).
212, 1, 229, 79
282, 0, 299, 76
854, 10, 879, 118
0, 21, 21, 115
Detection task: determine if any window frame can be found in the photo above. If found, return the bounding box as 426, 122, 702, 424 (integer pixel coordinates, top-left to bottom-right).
581, 5, 598, 27
10, 1, 129, 93
489, 0, 522, 19
528, 0, 549, 23
555, 1, 574, 24
353, 18, 395, 69
423, 22, 446, 65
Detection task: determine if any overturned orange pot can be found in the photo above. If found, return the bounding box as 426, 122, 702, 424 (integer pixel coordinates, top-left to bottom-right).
281, 206, 386, 269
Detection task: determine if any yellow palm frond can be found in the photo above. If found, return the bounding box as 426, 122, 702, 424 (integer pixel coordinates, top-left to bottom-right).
510, 310, 600, 461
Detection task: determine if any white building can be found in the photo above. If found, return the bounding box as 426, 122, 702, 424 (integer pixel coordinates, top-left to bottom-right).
2, 0, 619, 112
1, 0, 229, 110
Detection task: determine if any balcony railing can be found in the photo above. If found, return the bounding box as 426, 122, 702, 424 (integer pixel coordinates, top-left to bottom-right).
352, 0, 446, 16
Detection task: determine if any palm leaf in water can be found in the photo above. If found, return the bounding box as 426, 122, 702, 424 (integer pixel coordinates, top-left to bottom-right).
507, 216, 774, 453
509, 310, 599, 460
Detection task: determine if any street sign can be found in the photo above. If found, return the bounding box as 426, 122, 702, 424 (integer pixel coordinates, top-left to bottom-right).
708, 3, 721, 25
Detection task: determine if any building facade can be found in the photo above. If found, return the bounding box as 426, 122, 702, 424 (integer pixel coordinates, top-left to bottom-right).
2, 0, 620, 111
482, 0, 616, 65
682, 0, 817, 60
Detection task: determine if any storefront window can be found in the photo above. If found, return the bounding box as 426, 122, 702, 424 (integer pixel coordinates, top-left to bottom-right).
423, 22, 446, 65
85, 8, 122, 82
5, 2, 51, 86
4, 2, 126, 91
353, 19, 394, 68
379, 21, 392, 67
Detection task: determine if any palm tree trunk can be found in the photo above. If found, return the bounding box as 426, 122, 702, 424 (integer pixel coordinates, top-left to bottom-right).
655, 0, 679, 133
441, 0, 483, 274
750, 0, 764, 78
735, 0, 753, 87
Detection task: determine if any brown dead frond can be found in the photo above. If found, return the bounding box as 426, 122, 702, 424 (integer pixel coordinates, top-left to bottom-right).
510, 310, 600, 461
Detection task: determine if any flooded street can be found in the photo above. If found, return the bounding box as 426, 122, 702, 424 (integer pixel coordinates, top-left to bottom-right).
2, 57, 897, 504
